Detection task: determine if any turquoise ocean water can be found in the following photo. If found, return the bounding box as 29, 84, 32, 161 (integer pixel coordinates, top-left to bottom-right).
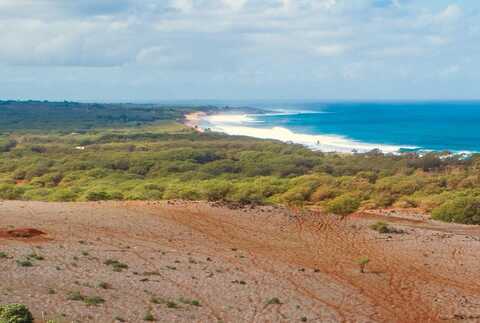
199, 101, 480, 153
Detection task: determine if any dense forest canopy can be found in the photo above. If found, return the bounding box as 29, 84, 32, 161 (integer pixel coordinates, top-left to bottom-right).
1, 101, 480, 224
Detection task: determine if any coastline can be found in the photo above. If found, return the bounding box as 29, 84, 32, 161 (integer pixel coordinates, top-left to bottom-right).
184, 110, 416, 154
183, 109, 474, 156
183, 111, 207, 132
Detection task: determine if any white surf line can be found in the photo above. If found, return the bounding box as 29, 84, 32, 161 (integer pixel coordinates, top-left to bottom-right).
201, 113, 418, 154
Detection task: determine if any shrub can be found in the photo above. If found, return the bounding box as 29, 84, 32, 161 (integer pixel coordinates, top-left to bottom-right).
432, 196, 480, 224
85, 191, 110, 201
369, 221, 403, 234
16, 259, 33, 267
266, 297, 282, 305
104, 259, 128, 272
163, 185, 201, 200
0, 304, 34, 323
83, 296, 105, 306
0, 139, 17, 152
230, 183, 265, 204
325, 194, 361, 216
310, 186, 338, 203
50, 189, 78, 202
0, 185, 25, 200
357, 257, 370, 273
84, 190, 123, 201
372, 193, 396, 208
201, 180, 232, 201
144, 311, 155, 321
393, 197, 417, 208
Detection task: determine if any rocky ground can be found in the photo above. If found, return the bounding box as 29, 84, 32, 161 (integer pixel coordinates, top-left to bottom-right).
1, 200, 480, 322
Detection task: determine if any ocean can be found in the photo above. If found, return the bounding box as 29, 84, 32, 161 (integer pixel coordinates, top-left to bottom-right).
199, 101, 480, 154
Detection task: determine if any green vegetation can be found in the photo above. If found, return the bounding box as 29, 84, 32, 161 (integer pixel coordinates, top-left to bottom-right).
66, 292, 105, 306
0, 304, 34, 323
370, 221, 403, 234
266, 297, 282, 305
2, 101, 480, 224
326, 194, 361, 216
16, 260, 33, 267
26, 253, 44, 261
432, 196, 480, 224
178, 297, 201, 307
357, 257, 370, 273
104, 259, 129, 272
0, 100, 209, 131
166, 301, 178, 309
83, 296, 106, 306
143, 310, 155, 321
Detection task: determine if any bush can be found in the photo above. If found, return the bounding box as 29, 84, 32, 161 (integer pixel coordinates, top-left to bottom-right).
85, 191, 111, 201
201, 181, 232, 201
370, 221, 403, 234
230, 183, 265, 204
163, 184, 201, 200
432, 196, 480, 224
83, 189, 123, 201
372, 193, 396, 208
0, 139, 17, 152
0, 304, 34, 323
310, 186, 338, 203
325, 194, 361, 216
0, 185, 25, 200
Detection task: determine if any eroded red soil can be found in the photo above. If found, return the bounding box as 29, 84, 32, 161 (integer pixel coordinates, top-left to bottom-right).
1, 201, 479, 322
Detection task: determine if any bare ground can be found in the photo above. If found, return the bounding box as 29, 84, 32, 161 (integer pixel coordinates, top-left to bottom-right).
1, 200, 480, 323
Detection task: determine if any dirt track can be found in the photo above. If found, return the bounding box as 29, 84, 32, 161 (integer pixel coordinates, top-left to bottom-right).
1, 201, 480, 323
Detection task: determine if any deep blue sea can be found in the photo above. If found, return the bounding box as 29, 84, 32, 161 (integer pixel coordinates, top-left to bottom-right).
200, 101, 480, 153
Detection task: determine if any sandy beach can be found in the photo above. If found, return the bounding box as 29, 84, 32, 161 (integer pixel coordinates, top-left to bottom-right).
183, 112, 206, 132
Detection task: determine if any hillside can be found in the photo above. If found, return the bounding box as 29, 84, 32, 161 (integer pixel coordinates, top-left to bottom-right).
1, 201, 480, 322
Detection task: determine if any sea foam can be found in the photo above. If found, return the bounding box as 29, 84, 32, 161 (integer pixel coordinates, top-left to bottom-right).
202, 113, 416, 154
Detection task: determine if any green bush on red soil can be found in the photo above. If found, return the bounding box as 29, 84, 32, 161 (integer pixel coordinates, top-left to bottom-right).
0, 304, 34, 323
325, 194, 361, 216
432, 196, 480, 224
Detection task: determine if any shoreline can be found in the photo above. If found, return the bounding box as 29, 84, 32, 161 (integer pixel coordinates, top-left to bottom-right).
184, 110, 414, 154
183, 109, 475, 156
183, 111, 207, 132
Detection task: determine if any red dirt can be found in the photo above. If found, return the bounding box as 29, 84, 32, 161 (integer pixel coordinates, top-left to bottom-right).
1, 201, 480, 322
0, 228, 46, 239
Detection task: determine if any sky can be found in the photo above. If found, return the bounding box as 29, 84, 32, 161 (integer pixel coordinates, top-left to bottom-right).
0, 0, 479, 101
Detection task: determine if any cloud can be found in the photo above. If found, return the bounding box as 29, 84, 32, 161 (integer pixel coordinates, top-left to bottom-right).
436, 4, 462, 23
0, 0, 478, 100
314, 44, 348, 56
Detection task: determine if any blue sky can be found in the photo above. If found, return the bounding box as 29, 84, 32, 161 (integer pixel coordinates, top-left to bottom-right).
0, 0, 479, 101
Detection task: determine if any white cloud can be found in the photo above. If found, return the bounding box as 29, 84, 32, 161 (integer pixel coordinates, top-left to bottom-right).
314, 44, 348, 56
436, 4, 462, 23
0, 0, 478, 101
426, 35, 450, 46
171, 0, 194, 12
222, 0, 247, 11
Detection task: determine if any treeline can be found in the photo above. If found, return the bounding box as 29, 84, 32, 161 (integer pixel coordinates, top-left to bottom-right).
1, 121, 480, 224
0, 100, 217, 131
